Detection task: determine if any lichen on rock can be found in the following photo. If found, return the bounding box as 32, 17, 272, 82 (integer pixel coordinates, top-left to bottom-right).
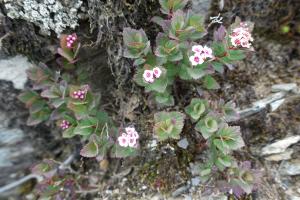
4, 0, 84, 36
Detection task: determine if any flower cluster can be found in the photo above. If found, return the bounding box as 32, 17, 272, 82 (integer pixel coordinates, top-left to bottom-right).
189, 45, 214, 66
60, 120, 70, 130
143, 67, 162, 83
117, 127, 139, 148
66, 34, 77, 48
72, 89, 87, 100
229, 24, 253, 48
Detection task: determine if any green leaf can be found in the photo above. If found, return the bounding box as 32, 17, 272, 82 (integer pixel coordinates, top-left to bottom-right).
186, 64, 207, 79
18, 90, 39, 107
159, 0, 188, 14
216, 155, 232, 168
113, 145, 138, 158
74, 118, 98, 136
29, 100, 46, 113
57, 48, 74, 62
51, 98, 65, 108
203, 75, 220, 90
212, 42, 226, 57
195, 115, 219, 139
155, 92, 174, 106
228, 49, 246, 61
123, 28, 150, 58
133, 58, 146, 66
222, 101, 239, 121
154, 111, 185, 141
179, 64, 193, 80
217, 125, 245, 151
211, 62, 224, 73
200, 168, 211, 177
62, 126, 76, 138
148, 75, 169, 93
185, 98, 207, 121
41, 88, 60, 99
80, 138, 99, 157
67, 100, 88, 119
27, 107, 51, 126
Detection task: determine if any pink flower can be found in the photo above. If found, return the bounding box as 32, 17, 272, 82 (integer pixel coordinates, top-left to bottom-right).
125, 127, 135, 134
118, 127, 139, 148
126, 127, 139, 139
192, 45, 204, 53
153, 67, 162, 78
118, 134, 129, 147
229, 26, 253, 48
189, 54, 204, 66
128, 138, 137, 147
202, 46, 213, 59
143, 70, 154, 83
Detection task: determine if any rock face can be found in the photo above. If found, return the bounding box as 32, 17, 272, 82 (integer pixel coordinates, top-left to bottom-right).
0, 55, 33, 89
4, 0, 84, 36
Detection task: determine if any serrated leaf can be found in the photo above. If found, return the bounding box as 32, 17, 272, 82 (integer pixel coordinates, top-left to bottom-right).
185, 98, 207, 121
154, 111, 185, 141
217, 125, 245, 150
113, 145, 138, 158
217, 155, 232, 168
228, 50, 246, 61
195, 115, 219, 139
212, 42, 227, 57
80, 139, 99, 157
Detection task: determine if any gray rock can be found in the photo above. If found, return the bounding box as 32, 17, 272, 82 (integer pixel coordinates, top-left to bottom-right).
279, 159, 300, 176
253, 92, 286, 109
0, 55, 33, 89
177, 138, 189, 149
4, 0, 84, 35
271, 83, 298, 93
270, 98, 285, 111
265, 149, 293, 161
191, 176, 201, 186
261, 136, 300, 156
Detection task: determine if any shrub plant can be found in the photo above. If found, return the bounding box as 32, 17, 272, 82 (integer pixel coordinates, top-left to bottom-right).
123, 0, 258, 197
19, 34, 139, 159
